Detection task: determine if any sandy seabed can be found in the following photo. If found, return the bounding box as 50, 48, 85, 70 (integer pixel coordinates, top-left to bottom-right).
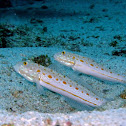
0, 47, 126, 125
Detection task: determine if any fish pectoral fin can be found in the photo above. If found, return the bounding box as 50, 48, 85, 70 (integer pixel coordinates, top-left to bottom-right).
35, 80, 47, 95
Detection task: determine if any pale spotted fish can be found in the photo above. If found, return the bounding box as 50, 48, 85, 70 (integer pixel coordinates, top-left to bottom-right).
54, 51, 126, 84
14, 60, 106, 107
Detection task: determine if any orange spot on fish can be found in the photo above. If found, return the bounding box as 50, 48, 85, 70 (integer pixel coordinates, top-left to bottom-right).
75, 87, 79, 90
90, 64, 94, 66
86, 93, 89, 95
73, 56, 75, 59
80, 60, 84, 62
37, 69, 41, 72
63, 81, 66, 84
43, 73, 45, 75
48, 75, 52, 78
70, 85, 72, 87
96, 98, 99, 100
56, 78, 58, 81
81, 91, 83, 93
101, 68, 104, 70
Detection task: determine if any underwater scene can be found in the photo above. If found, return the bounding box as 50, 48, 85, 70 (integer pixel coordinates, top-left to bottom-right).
0, 0, 126, 125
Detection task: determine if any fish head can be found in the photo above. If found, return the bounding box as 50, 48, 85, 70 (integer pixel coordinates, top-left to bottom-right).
54, 51, 75, 67
14, 60, 38, 82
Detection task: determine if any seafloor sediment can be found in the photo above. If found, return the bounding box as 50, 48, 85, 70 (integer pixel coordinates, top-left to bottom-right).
0, 47, 126, 125
0, 108, 126, 126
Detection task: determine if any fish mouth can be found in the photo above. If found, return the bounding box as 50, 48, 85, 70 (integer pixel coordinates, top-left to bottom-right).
13, 63, 20, 73
54, 53, 60, 60
13, 61, 24, 73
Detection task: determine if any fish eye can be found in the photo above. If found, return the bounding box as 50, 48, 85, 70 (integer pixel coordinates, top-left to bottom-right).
23, 62, 27, 65
62, 51, 65, 55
